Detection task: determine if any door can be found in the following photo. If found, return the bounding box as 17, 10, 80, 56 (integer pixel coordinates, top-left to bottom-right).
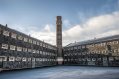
32, 58, 35, 68
103, 57, 108, 66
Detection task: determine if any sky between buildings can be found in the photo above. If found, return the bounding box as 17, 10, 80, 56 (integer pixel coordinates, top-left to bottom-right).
0, 0, 119, 46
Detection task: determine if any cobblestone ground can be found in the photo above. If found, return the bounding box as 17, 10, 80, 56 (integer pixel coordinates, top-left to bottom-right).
0, 66, 119, 79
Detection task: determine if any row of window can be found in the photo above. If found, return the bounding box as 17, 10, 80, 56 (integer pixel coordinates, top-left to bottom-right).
0, 28, 56, 50
1, 43, 56, 56
64, 41, 119, 51
64, 49, 119, 56
64, 57, 119, 62
0, 56, 56, 62
63, 58, 97, 61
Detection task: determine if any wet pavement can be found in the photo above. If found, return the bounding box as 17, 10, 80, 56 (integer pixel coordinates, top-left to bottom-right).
0, 66, 119, 79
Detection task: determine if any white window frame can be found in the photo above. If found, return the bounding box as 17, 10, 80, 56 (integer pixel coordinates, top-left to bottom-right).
15, 57, 21, 61
9, 57, 15, 61
18, 35, 23, 40
3, 30, 9, 36
10, 45, 16, 50
1, 44, 8, 49
17, 46, 22, 51
22, 57, 27, 61
11, 33, 17, 39
28, 49, 32, 52
29, 39, 32, 43
33, 40, 36, 44
23, 48, 27, 52
23, 37, 28, 42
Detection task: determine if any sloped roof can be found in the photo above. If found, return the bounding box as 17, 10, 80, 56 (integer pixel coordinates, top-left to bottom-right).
65, 34, 119, 47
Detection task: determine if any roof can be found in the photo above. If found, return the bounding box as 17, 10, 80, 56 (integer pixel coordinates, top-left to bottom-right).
0, 24, 56, 48
65, 34, 119, 47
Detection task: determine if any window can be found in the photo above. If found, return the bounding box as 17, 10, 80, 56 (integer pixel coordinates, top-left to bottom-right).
23, 37, 28, 42
29, 39, 32, 43
114, 49, 118, 53
18, 35, 23, 40
40, 51, 42, 54
43, 44, 45, 47
37, 42, 40, 45
33, 50, 36, 53
114, 41, 118, 44
17, 46, 22, 51
3, 30, 9, 36
0, 56, 7, 61
9, 57, 15, 61
1, 44, 8, 49
22, 57, 27, 61
33, 40, 36, 44
36, 50, 39, 53
28, 49, 32, 52
42, 51, 45, 55
36, 58, 40, 61
15, 57, 21, 61
11, 33, 17, 39
0, 57, 2, 62
28, 58, 31, 61
40, 42, 42, 46
74, 46, 77, 49
23, 48, 27, 52
10, 45, 16, 50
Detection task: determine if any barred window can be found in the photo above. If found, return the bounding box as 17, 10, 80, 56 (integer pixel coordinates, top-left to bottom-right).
17, 46, 22, 51
18, 35, 23, 40
11, 33, 17, 39
3, 30, 9, 36
10, 45, 16, 50
23, 48, 27, 52
23, 37, 28, 42
9, 57, 15, 61
1, 44, 8, 49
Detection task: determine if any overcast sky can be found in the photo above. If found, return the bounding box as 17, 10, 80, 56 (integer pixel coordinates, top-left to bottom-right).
0, 0, 119, 46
